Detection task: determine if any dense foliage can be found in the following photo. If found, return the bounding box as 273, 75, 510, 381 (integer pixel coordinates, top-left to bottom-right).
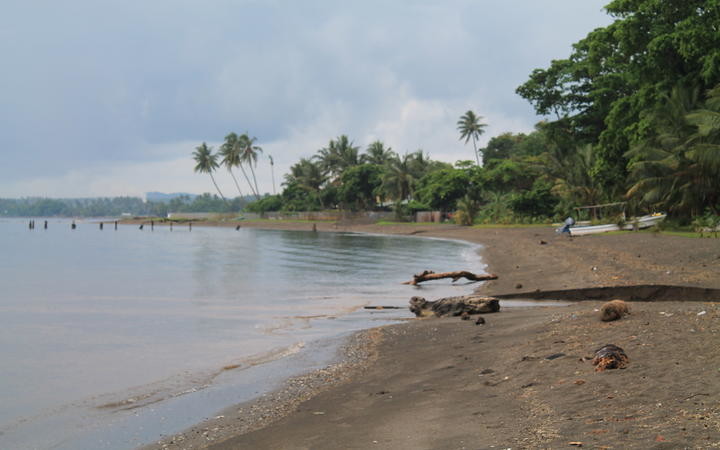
516, 0, 720, 219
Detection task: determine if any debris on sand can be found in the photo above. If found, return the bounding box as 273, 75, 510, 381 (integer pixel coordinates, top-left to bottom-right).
409, 295, 500, 318
592, 344, 629, 371
600, 299, 630, 322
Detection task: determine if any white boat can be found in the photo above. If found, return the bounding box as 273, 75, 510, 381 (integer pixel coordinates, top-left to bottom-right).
569, 214, 667, 236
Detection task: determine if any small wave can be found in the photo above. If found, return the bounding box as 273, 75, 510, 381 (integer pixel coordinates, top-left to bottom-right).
94, 342, 306, 413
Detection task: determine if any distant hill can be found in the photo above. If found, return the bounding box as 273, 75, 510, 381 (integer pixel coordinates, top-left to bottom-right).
145, 192, 198, 203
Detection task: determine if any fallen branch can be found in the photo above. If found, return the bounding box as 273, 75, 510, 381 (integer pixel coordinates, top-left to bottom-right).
402, 270, 498, 285
409, 295, 500, 317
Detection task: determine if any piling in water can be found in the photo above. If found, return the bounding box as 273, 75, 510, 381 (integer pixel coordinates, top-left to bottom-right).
99, 222, 103, 230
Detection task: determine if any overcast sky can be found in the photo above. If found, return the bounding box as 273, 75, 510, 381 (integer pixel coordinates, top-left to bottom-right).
0, 0, 612, 199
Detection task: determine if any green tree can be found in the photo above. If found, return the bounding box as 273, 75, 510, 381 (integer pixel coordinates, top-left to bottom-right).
517, 0, 720, 193
222, 132, 258, 199
315, 135, 360, 180
219, 133, 244, 197
239, 133, 263, 200
626, 84, 720, 216
338, 164, 383, 211
457, 110, 487, 165
361, 140, 396, 165
381, 153, 417, 205
414, 167, 473, 211
192, 142, 227, 202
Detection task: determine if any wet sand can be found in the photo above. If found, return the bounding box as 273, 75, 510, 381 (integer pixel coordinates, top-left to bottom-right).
143, 222, 720, 449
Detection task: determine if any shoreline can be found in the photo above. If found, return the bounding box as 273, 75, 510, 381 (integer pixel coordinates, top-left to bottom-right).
142, 220, 720, 449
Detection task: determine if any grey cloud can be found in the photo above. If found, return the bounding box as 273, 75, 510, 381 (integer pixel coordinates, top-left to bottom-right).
0, 0, 611, 193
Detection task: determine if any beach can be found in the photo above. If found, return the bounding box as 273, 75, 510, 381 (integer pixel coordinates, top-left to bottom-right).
145, 222, 720, 449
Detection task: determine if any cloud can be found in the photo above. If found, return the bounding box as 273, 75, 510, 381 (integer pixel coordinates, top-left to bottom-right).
0, 0, 612, 198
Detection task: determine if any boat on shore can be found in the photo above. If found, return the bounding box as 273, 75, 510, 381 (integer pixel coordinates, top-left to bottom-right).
569, 213, 667, 236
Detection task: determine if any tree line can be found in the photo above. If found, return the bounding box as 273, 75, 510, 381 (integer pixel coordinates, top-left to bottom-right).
0, 195, 248, 218
193, 1, 719, 225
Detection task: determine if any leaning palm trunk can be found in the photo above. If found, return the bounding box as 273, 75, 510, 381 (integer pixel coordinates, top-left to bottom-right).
209, 173, 228, 203
238, 164, 260, 199
228, 169, 244, 197
249, 164, 261, 200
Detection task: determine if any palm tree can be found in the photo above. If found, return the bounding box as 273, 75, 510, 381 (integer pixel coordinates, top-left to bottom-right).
381, 152, 416, 204
218, 133, 244, 197
192, 142, 227, 202
239, 133, 263, 199
626, 84, 720, 216
361, 140, 395, 165
285, 158, 325, 193
547, 144, 604, 214
268, 154, 276, 194
457, 110, 487, 165
222, 132, 258, 199
315, 135, 359, 179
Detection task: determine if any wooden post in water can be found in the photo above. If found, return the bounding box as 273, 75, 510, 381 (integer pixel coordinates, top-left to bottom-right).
44, 220, 48, 230
29, 220, 32, 230
114, 221, 118, 230
312, 223, 317, 232
189, 222, 192, 232
71, 221, 76, 230
151, 220, 154, 231
170, 222, 173, 231
99, 222, 103, 230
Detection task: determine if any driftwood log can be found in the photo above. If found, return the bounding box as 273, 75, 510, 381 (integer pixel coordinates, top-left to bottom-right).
403, 270, 498, 285
409, 295, 500, 318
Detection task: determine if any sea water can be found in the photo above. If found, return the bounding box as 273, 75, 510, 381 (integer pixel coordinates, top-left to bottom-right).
0, 218, 487, 449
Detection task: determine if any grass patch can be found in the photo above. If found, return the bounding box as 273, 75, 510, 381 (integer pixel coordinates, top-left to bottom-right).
243, 218, 336, 224
375, 220, 442, 226
471, 223, 551, 229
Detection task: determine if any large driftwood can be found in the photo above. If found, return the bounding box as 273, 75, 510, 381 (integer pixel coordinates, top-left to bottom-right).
409, 295, 500, 318
403, 270, 498, 285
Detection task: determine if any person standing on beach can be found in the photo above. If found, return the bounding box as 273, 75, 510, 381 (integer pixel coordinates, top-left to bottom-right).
561, 216, 575, 234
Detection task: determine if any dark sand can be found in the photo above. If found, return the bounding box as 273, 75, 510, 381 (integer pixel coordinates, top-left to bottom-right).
144, 222, 720, 449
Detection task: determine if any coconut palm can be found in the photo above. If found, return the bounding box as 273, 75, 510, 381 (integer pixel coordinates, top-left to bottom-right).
315, 135, 359, 179
457, 110, 487, 165
192, 142, 227, 202
627, 84, 720, 215
239, 133, 263, 199
381, 152, 416, 204
268, 154, 276, 194
547, 143, 604, 213
221, 132, 258, 199
361, 140, 395, 165
284, 158, 325, 193
218, 133, 244, 197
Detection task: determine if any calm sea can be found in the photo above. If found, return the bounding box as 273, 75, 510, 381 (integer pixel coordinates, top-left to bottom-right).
0, 218, 487, 449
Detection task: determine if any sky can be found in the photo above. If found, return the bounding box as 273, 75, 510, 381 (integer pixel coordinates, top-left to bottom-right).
0, 0, 613, 199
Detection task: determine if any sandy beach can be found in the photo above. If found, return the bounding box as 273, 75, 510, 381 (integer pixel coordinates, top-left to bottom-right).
144, 221, 720, 449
